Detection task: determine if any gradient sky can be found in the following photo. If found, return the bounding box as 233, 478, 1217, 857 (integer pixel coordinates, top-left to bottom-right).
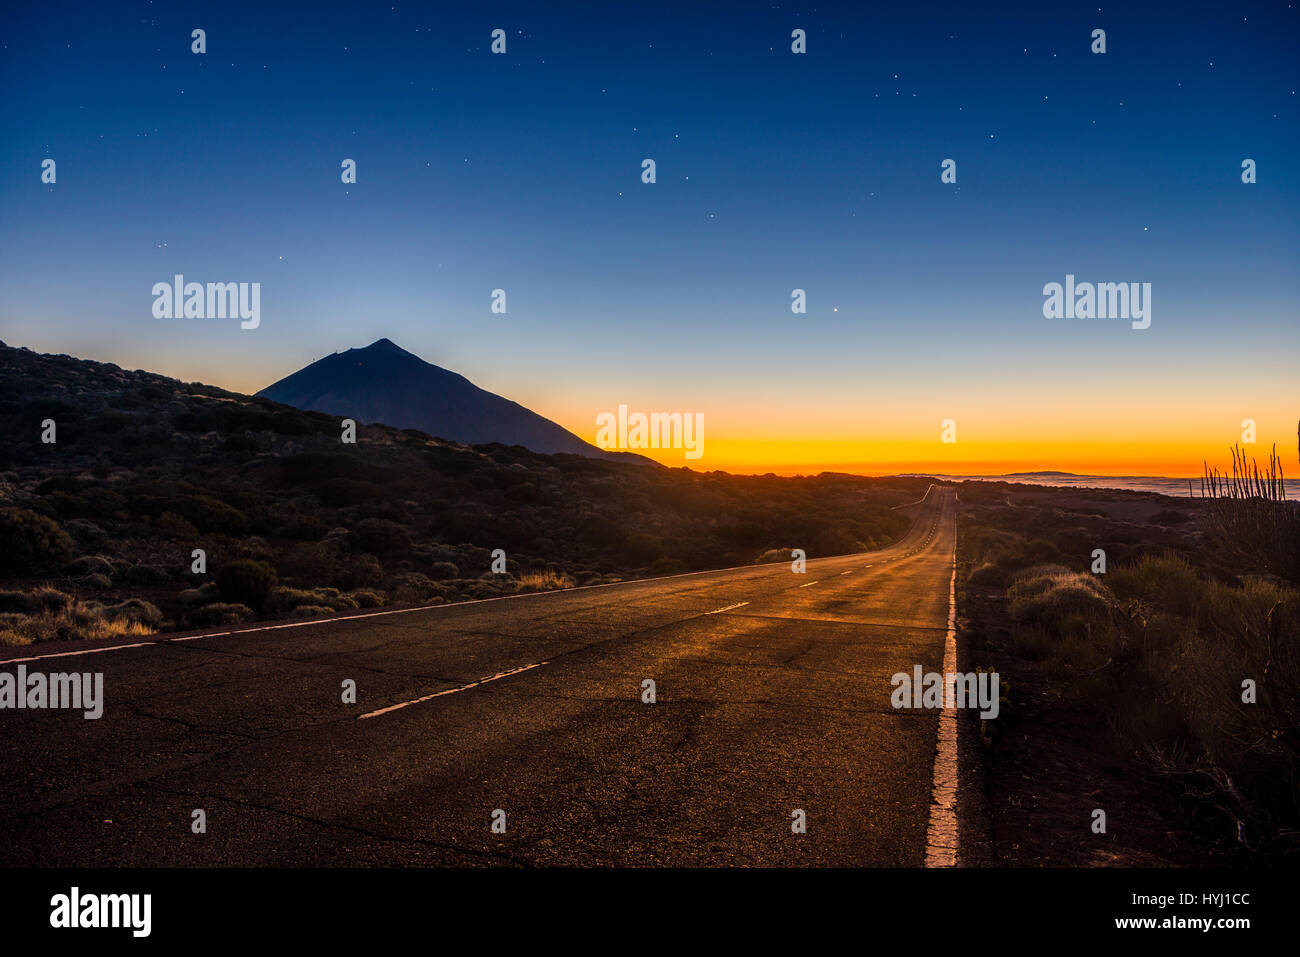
2, 1, 1296, 475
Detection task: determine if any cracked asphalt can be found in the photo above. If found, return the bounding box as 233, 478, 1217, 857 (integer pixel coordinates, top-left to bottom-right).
0, 487, 957, 866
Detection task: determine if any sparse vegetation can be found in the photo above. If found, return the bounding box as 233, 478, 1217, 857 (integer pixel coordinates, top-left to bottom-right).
0, 586, 158, 645
0, 507, 75, 573
216, 559, 278, 610
1198, 443, 1300, 584
960, 479, 1300, 862
0, 341, 923, 643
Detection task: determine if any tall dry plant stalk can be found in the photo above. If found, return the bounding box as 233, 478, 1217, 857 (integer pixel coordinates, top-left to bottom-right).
1198, 440, 1300, 584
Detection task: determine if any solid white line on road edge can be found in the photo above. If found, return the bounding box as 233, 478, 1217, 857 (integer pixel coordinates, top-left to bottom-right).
358, 661, 549, 719
924, 553, 960, 868
705, 601, 750, 615
798, 580, 819, 588
4, 642, 154, 664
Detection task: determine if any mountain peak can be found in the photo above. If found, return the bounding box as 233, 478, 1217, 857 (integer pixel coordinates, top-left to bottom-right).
258, 339, 617, 458
358, 337, 410, 355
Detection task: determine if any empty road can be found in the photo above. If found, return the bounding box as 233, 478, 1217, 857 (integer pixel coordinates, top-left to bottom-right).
0, 486, 958, 866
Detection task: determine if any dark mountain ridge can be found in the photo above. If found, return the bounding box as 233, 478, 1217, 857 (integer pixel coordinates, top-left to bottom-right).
258, 338, 608, 457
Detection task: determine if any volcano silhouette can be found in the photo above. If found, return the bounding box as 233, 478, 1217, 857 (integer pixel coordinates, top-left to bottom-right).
258, 338, 609, 457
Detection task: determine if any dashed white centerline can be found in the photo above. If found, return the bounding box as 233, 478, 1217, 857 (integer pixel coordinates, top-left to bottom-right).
358, 661, 549, 719
705, 601, 750, 615
799, 580, 820, 587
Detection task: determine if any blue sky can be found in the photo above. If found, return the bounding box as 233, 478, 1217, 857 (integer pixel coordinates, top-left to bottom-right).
2, 1, 1296, 472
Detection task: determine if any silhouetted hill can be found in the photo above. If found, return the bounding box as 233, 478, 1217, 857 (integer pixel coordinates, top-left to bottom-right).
0, 340, 925, 644
259, 338, 608, 457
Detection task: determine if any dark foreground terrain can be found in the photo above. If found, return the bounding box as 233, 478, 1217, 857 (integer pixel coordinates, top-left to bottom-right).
0, 341, 922, 645
956, 480, 1300, 864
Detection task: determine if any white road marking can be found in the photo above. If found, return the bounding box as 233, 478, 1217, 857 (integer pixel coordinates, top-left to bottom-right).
925, 550, 960, 868
705, 601, 750, 615
358, 661, 549, 719
798, 580, 819, 588
4, 642, 154, 664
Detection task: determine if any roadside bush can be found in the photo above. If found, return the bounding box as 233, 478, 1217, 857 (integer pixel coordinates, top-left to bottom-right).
1008, 564, 1116, 632
427, 561, 459, 580
967, 562, 1007, 588
187, 602, 254, 627
348, 589, 385, 608
216, 559, 278, 610
179, 583, 221, 606
290, 604, 335, 618
1107, 553, 1202, 619
0, 508, 75, 573
63, 555, 115, 577
516, 570, 576, 593
391, 573, 444, 604
105, 598, 164, 628
0, 596, 157, 645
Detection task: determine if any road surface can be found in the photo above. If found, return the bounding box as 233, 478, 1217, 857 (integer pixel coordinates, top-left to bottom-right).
0, 486, 958, 866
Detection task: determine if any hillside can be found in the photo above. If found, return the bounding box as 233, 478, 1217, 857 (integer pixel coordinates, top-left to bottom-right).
0, 341, 924, 643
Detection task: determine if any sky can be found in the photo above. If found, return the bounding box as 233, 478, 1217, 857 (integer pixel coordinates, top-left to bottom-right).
2, 1, 1297, 476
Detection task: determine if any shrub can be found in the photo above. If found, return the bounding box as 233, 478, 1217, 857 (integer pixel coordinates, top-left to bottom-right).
0, 596, 157, 645
266, 586, 358, 615
391, 573, 443, 604
427, 561, 459, 580
1107, 553, 1201, 619
0, 508, 75, 573
105, 598, 164, 628
516, 570, 576, 593
187, 602, 254, 627
967, 562, 1007, 588
31, 587, 73, 612
216, 559, 278, 610
347, 589, 385, 608
179, 583, 220, 606
290, 604, 335, 618
63, 555, 115, 577
1008, 564, 1116, 632
171, 495, 250, 534
278, 541, 343, 583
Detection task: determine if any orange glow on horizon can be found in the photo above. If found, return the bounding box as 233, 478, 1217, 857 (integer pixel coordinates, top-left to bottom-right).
570, 435, 1296, 479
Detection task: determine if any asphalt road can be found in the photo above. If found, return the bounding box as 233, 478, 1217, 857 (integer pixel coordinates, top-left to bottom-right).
0, 485, 957, 866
